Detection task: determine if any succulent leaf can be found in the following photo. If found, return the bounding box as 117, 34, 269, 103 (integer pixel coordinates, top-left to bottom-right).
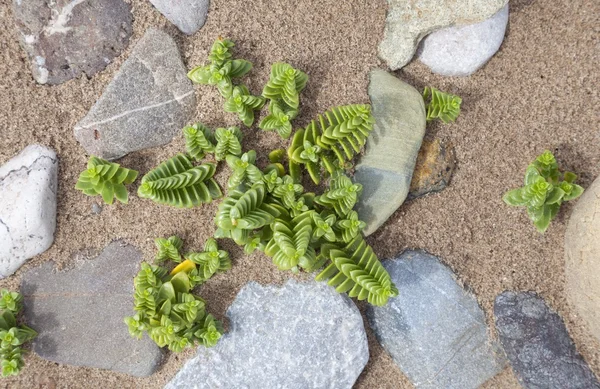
423, 87, 462, 123
75, 157, 138, 205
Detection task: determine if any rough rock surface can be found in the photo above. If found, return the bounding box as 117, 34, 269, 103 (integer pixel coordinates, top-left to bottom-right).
408, 137, 455, 200
355, 69, 426, 236
367, 251, 506, 388
21, 241, 162, 376
12, 0, 133, 85
565, 175, 600, 343
166, 280, 368, 388
74, 28, 195, 160
494, 291, 600, 388
149, 0, 210, 35
417, 5, 509, 77
0, 145, 57, 278
379, 0, 508, 70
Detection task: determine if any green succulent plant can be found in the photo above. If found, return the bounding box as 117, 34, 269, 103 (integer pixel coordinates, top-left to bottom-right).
75, 157, 138, 204
185, 238, 231, 281
503, 150, 584, 233
183, 123, 215, 161
335, 210, 366, 243
262, 62, 308, 110
258, 101, 297, 139
214, 126, 244, 161
315, 172, 362, 217
272, 175, 304, 209
155, 236, 183, 263
312, 212, 337, 242
224, 85, 265, 127
138, 154, 222, 208
268, 149, 285, 163
225, 150, 263, 190
423, 87, 462, 123
0, 290, 37, 377
264, 211, 317, 272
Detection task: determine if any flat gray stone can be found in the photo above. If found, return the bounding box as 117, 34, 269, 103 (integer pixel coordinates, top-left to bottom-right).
355, 69, 426, 236
12, 0, 133, 85
366, 251, 506, 388
417, 5, 509, 76
0, 145, 57, 278
494, 291, 600, 389
74, 28, 195, 160
21, 241, 162, 376
149, 0, 210, 35
166, 280, 368, 389
565, 175, 600, 343
379, 0, 508, 70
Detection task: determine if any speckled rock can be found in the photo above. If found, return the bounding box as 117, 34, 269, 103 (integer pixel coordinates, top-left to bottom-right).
367, 251, 506, 388
565, 175, 600, 343
0, 145, 57, 278
354, 69, 426, 236
379, 0, 508, 70
21, 241, 162, 377
494, 291, 600, 388
417, 5, 509, 76
166, 280, 368, 388
74, 28, 195, 160
408, 137, 455, 200
12, 0, 133, 85
149, 0, 210, 35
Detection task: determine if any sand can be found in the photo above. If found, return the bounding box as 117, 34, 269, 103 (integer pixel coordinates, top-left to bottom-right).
0, 0, 598, 387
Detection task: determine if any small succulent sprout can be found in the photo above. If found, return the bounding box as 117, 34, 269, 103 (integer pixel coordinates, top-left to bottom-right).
262, 169, 283, 192
272, 175, 304, 208
262, 63, 308, 110
312, 212, 337, 242
244, 233, 266, 254
208, 38, 235, 65
183, 123, 215, 161
154, 236, 183, 263
185, 238, 231, 281
289, 198, 309, 217
264, 211, 316, 272
423, 87, 462, 123
503, 150, 584, 233
291, 140, 321, 164
335, 210, 367, 243
258, 102, 297, 139
75, 157, 138, 205
315, 172, 363, 217
0, 290, 36, 377
224, 85, 266, 127
124, 314, 145, 339
195, 314, 223, 348
226, 150, 263, 190
268, 149, 286, 163
0, 290, 22, 314
214, 126, 244, 161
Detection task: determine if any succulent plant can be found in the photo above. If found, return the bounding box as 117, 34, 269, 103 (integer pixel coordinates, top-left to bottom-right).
75, 157, 138, 204
423, 87, 462, 123
0, 290, 37, 377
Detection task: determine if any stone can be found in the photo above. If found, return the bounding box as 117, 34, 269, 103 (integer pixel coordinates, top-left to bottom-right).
379, 0, 508, 70
408, 137, 455, 200
149, 0, 210, 35
0, 145, 57, 278
12, 0, 133, 85
565, 175, 600, 343
366, 251, 506, 388
494, 292, 600, 388
21, 241, 162, 376
354, 69, 426, 236
417, 5, 509, 77
166, 280, 368, 388
74, 28, 195, 160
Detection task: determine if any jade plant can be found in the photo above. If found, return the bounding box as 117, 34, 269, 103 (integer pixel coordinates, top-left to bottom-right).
503, 150, 584, 233
423, 86, 462, 123
125, 237, 226, 352
0, 290, 37, 377
75, 156, 138, 204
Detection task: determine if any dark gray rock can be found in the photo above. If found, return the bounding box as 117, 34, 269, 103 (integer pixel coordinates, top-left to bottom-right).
494, 291, 600, 389
367, 251, 505, 388
12, 0, 133, 85
355, 69, 426, 236
149, 0, 210, 35
21, 241, 162, 376
166, 280, 368, 388
74, 28, 195, 160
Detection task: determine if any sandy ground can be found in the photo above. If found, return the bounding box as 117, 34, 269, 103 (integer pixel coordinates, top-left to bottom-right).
0, 0, 599, 387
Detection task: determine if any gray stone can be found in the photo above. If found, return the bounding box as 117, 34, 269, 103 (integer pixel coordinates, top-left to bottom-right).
12, 0, 133, 85
494, 291, 600, 389
74, 28, 195, 160
166, 280, 368, 389
149, 0, 210, 35
0, 145, 57, 278
21, 241, 162, 376
366, 251, 506, 388
565, 175, 600, 343
355, 69, 426, 236
417, 5, 509, 77
379, 0, 508, 70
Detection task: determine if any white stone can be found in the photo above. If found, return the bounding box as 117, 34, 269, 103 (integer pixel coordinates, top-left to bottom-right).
0, 145, 58, 278
417, 5, 509, 76
149, 0, 210, 35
